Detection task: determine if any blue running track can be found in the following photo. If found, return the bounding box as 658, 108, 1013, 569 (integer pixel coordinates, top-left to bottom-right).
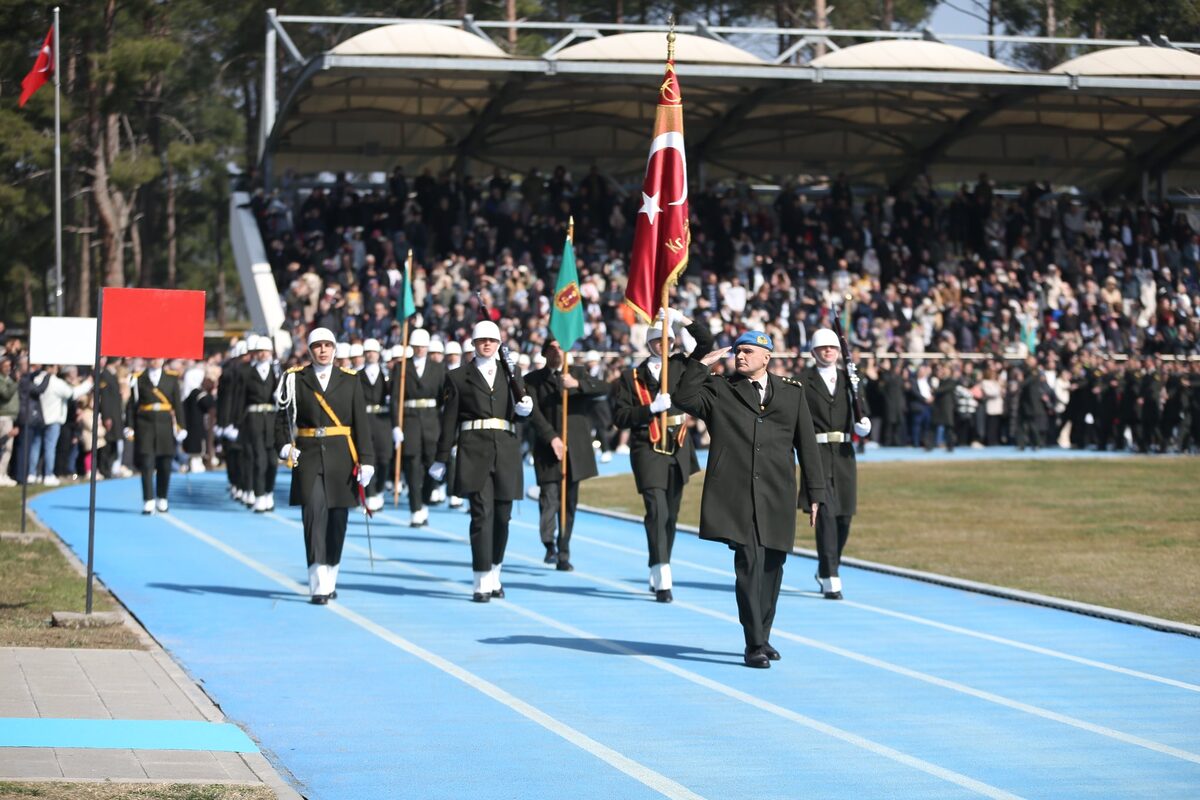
29, 467, 1200, 800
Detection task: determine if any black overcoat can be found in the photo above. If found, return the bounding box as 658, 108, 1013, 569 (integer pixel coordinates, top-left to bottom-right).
672, 359, 826, 552
801, 365, 858, 517
435, 362, 523, 500
392, 359, 445, 462
128, 370, 183, 458
525, 364, 607, 485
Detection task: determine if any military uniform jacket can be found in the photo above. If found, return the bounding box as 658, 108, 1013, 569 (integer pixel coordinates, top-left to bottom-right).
392, 358, 446, 451
97, 368, 123, 427
802, 365, 858, 517
217, 358, 245, 435
274, 366, 374, 509
436, 361, 523, 501
672, 359, 826, 552
525, 365, 608, 485
126, 370, 183, 458
358, 364, 390, 416
610, 320, 714, 493
238, 361, 279, 428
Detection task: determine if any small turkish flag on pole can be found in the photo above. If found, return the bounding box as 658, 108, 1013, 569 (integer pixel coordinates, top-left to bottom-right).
624, 27, 690, 323
19, 26, 54, 107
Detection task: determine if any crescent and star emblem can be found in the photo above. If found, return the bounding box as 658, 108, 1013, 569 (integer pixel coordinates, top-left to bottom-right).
637, 132, 688, 225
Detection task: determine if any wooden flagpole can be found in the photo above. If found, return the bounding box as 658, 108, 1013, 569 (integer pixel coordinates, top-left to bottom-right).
392, 251, 412, 507
658, 283, 670, 447
559, 217, 574, 545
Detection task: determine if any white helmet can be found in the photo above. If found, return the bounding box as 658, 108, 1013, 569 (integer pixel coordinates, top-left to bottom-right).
362, 338, 382, 353
232, 340, 249, 357
428, 338, 445, 354
380, 347, 393, 361
445, 341, 463, 356
409, 329, 431, 348
334, 342, 351, 360
472, 320, 501, 342
405, 345, 414, 359
349, 343, 364, 358
307, 328, 336, 347
646, 326, 675, 344
810, 328, 840, 350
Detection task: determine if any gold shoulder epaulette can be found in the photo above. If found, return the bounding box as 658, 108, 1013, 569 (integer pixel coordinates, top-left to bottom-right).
133, 370, 144, 378
286, 365, 305, 374
780, 376, 803, 387
164, 369, 180, 377
340, 367, 357, 375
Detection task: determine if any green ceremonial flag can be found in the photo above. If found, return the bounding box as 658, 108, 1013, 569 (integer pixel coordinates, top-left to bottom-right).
397, 259, 416, 321
549, 234, 584, 351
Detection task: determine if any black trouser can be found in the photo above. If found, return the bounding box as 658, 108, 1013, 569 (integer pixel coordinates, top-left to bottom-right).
538, 478, 578, 561
732, 536, 787, 649
815, 504, 852, 579
642, 464, 682, 567
97, 439, 118, 477
1017, 417, 1043, 449
302, 474, 349, 567
468, 473, 512, 572
245, 412, 274, 496
226, 441, 242, 488
138, 454, 173, 500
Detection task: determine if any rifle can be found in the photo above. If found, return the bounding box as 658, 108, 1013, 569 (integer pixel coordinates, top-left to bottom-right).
830, 300, 865, 422
474, 291, 526, 404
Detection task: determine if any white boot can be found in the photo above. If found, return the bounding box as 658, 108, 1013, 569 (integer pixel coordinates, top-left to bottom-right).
448, 495, 464, 509
366, 494, 384, 512
244, 492, 256, 508
155, 498, 169, 513
264, 495, 275, 511
253, 495, 270, 513
142, 500, 155, 515
410, 506, 429, 527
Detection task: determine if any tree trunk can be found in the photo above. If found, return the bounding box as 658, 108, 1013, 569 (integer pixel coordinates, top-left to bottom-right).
987, 0, 996, 59
166, 162, 177, 288
22, 272, 34, 322
614, 0, 624, 24
1044, 0, 1057, 69
883, 0, 894, 29
78, 199, 92, 317
507, 0, 517, 51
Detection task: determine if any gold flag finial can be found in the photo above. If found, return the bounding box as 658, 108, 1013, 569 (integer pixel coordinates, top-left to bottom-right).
568, 215, 575, 243
667, 16, 676, 61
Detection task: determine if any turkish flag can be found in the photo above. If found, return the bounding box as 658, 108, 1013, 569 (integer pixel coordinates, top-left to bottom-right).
19, 26, 54, 108
624, 59, 690, 322
100, 288, 206, 359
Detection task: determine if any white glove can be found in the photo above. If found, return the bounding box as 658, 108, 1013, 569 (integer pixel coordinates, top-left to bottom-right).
656, 307, 687, 328
175, 429, 188, 443
514, 395, 533, 417
123, 427, 135, 440
854, 417, 872, 437
649, 393, 672, 413
357, 464, 375, 487
428, 461, 446, 482
504, 350, 519, 373
849, 372, 861, 391
227, 426, 239, 442
392, 426, 404, 446
279, 444, 300, 465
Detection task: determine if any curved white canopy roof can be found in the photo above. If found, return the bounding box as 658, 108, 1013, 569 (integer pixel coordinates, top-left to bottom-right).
554, 32, 764, 64
1052, 46, 1200, 77
810, 39, 1014, 72
330, 22, 510, 59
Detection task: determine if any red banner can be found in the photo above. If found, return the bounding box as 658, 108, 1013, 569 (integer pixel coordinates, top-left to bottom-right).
19, 26, 54, 108
624, 58, 690, 322
100, 288, 206, 359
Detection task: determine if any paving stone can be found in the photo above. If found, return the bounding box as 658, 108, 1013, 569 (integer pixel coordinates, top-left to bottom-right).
0, 747, 62, 779
55, 748, 147, 780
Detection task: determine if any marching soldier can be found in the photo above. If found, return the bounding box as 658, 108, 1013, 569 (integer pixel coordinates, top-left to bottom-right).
126, 359, 186, 514
393, 328, 446, 526
672, 331, 826, 669
275, 328, 375, 605
803, 329, 872, 600
525, 339, 609, 571
335, 342, 353, 371
442, 340, 465, 509
240, 336, 280, 513
611, 310, 713, 602
357, 338, 392, 512
429, 321, 533, 602
218, 340, 249, 501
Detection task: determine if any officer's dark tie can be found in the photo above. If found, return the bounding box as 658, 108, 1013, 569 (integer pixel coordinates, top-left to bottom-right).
752, 380, 765, 410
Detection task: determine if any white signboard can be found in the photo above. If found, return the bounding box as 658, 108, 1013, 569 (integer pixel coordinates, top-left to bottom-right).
29, 316, 98, 366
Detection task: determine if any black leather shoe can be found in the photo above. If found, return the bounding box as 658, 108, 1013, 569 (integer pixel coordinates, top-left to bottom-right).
556, 560, 574, 572
472, 592, 490, 603
762, 642, 781, 661
329, 591, 337, 600
491, 587, 505, 599
743, 647, 770, 669
655, 589, 673, 603
310, 594, 328, 605
823, 591, 843, 600
543, 548, 556, 564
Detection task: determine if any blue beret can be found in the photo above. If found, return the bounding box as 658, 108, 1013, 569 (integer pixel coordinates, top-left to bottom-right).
733, 330, 774, 352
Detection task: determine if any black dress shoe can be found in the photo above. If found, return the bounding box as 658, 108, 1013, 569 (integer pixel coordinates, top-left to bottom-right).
823, 590, 843, 600
491, 587, 505, 599
743, 647, 770, 669
655, 589, 673, 603
329, 591, 337, 600
310, 594, 329, 605
556, 560, 574, 572
762, 642, 781, 661
543, 547, 557, 564
472, 592, 490, 603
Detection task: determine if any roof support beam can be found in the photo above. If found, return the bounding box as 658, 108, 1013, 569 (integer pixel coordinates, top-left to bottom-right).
453, 77, 529, 176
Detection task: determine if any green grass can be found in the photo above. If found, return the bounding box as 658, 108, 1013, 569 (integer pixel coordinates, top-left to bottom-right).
581, 457, 1200, 625
0, 783, 276, 800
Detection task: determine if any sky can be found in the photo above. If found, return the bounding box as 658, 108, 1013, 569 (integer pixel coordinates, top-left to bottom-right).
927, 1, 994, 57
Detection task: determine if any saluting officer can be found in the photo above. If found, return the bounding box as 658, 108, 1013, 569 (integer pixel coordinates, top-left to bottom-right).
126, 358, 186, 514
672, 331, 826, 669
525, 338, 609, 571
240, 336, 281, 513
429, 320, 533, 602
357, 338, 392, 512
611, 309, 713, 602
393, 328, 446, 526
275, 327, 375, 605
804, 329, 872, 599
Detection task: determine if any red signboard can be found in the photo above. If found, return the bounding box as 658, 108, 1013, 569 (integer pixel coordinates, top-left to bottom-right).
99, 288, 206, 359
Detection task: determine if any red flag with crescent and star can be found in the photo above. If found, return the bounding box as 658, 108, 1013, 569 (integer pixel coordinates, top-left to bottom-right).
624, 55, 689, 322
19, 26, 54, 108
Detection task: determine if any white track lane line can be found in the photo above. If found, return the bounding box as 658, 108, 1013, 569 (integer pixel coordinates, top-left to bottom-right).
394, 515, 1200, 767
283, 512, 1026, 800
159, 513, 706, 800
509, 520, 1200, 694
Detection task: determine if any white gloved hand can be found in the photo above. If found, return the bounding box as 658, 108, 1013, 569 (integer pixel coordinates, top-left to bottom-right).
514, 395, 533, 417
853, 417, 872, 437
392, 426, 404, 446
649, 393, 672, 413
175, 429, 188, 443
428, 461, 446, 482
123, 427, 135, 441
279, 444, 301, 465
227, 426, 239, 442
849, 372, 861, 392
504, 350, 519, 373
357, 464, 375, 487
